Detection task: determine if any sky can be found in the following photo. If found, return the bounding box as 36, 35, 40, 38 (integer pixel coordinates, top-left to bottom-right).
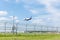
0, 0, 60, 31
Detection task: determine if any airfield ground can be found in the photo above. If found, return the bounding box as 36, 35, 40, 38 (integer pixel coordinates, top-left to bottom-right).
0, 33, 60, 40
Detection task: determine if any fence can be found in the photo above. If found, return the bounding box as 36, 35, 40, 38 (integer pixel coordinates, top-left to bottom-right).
0, 22, 60, 34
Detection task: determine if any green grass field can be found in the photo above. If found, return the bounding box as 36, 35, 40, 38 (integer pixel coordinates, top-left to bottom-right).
0, 33, 60, 40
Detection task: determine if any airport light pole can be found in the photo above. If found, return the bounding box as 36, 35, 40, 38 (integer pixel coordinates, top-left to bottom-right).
16, 22, 19, 35
12, 16, 15, 34
4, 22, 7, 34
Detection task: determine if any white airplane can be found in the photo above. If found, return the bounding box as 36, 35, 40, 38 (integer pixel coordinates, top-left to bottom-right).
24, 16, 32, 21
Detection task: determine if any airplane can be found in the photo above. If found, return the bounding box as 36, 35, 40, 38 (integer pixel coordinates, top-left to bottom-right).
24, 16, 32, 21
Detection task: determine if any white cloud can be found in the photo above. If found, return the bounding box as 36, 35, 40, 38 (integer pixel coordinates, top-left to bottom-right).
9, 16, 18, 20
0, 17, 9, 21
16, 0, 20, 3
31, 15, 50, 25
4, 0, 21, 3
24, 5, 39, 14
0, 11, 8, 16
22, 0, 33, 4
32, 19, 46, 25
30, 0, 60, 26
36, 0, 60, 16
29, 9, 39, 14
15, 20, 20, 23
24, 5, 30, 9
0, 16, 19, 23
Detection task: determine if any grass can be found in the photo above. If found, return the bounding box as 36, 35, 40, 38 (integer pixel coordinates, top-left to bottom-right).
0, 33, 60, 40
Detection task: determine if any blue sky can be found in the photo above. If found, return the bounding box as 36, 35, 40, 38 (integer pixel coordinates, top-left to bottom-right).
0, 0, 60, 28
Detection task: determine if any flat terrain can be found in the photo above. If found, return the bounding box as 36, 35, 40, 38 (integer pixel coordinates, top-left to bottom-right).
0, 33, 60, 40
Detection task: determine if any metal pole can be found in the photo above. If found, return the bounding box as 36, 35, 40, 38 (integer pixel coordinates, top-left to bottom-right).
5, 22, 7, 34
34, 24, 35, 32
26, 21, 27, 32
12, 16, 15, 34
5, 23, 6, 33
16, 23, 18, 35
